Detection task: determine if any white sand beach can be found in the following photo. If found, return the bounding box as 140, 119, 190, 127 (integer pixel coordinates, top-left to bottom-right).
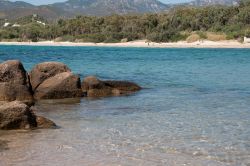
0, 40, 250, 48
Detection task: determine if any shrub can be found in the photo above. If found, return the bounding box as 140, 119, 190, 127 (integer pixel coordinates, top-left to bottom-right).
103, 38, 120, 43
76, 34, 106, 43
186, 34, 200, 43
196, 31, 207, 39
59, 35, 75, 42
147, 30, 187, 42
245, 29, 250, 37
206, 32, 226, 41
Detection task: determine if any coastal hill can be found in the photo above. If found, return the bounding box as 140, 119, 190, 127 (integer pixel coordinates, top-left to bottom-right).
0, 0, 169, 20
0, 0, 249, 43
0, 0, 242, 20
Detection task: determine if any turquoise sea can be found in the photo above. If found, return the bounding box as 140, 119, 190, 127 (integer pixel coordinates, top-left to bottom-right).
0, 46, 250, 166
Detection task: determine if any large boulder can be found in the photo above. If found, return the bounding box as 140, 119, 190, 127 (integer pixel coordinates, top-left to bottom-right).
0, 101, 56, 130
82, 76, 141, 97
30, 62, 83, 100
34, 72, 83, 100
0, 60, 33, 103
29, 62, 71, 91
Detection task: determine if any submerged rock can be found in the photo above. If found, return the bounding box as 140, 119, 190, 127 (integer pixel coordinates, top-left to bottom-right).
30, 62, 83, 100
0, 101, 56, 130
35, 116, 56, 129
0, 60, 33, 104
82, 76, 141, 97
103, 80, 142, 92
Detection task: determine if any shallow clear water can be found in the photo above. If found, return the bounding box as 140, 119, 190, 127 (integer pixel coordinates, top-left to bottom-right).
0, 46, 250, 166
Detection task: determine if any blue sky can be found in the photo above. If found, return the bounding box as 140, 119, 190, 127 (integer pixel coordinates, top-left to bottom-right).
10, 0, 191, 5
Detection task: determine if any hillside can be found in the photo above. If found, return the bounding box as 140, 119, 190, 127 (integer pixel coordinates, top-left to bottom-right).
0, 0, 34, 10
0, 0, 247, 23
0, 0, 68, 21
1, 0, 244, 20
0, 0, 169, 20
0, 0, 249, 43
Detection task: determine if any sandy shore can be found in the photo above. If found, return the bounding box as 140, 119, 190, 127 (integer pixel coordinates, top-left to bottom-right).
0, 40, 250, 48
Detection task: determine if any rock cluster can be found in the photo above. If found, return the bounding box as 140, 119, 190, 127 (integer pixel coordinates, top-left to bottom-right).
0, 60, 141, 130
0, 60, 141, 102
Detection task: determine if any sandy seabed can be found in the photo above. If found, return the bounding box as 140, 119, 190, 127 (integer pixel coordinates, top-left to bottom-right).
0, 40, 250, 48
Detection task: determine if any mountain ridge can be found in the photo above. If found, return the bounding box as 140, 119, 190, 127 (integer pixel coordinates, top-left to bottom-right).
189, 0, 240, 6
0, 0, 169, 20
51, 0, 169, 16
0, 0, 243, 21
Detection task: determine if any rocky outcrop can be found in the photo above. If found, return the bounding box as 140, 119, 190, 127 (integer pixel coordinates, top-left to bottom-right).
0, 60, 33, 104
30, 62, 82, 100
0, 101, 56, 130
0, 60, 141, 100
0, 60, 141, 131
82, 76, 141, 97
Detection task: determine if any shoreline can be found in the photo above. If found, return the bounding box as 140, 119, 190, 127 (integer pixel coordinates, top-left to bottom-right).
0, 40, 250, 48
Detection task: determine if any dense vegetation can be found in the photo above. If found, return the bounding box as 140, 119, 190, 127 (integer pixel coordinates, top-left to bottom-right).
0, 0, 250, 43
